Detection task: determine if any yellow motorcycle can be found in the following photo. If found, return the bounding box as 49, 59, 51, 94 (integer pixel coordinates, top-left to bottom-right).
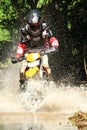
12, 47, 57, 91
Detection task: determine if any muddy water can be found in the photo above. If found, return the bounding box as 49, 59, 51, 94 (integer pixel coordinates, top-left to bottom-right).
0, 64, 87, 130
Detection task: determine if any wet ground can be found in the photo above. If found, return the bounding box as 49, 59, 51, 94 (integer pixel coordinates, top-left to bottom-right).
0, 112, 78, 130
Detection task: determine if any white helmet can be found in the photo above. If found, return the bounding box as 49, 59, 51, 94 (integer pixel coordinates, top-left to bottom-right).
28, 9, 41, 25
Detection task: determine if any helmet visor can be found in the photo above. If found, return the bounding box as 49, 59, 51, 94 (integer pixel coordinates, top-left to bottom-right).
29, 13, 39, 24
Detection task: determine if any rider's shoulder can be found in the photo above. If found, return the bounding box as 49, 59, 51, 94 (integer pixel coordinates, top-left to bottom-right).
21, 23, 30, 31
25, 23, 30, 31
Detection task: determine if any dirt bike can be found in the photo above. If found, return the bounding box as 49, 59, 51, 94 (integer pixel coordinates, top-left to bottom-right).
11, 47, 57, 91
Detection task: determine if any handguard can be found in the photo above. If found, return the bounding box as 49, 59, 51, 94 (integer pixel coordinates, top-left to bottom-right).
44, 47, 57, 54
40, 47, 58, 55
11, 57, 18, 64
11, 56, 25, 64
27, 47, 58, 55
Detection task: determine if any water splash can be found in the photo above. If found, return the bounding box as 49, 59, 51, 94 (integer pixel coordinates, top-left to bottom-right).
0, 64, 87, 114
19, 80, 87, 113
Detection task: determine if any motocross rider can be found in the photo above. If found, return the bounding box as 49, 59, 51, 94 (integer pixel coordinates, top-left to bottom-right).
12, 9, 59, 82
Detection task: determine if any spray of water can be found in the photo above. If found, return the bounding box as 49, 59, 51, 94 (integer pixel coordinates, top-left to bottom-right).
0, 64, 87, 114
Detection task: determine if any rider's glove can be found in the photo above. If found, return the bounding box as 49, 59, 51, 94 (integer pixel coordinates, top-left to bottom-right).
50, 37, 59, 49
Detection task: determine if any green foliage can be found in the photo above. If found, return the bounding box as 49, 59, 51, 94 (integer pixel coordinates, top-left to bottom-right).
0, 0, 17, 23
37, 0, 52, 8
0, 27, 11, 41
67, 21, 72, 29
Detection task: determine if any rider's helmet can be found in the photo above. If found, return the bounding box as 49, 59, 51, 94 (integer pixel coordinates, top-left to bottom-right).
28, 9, 41, 26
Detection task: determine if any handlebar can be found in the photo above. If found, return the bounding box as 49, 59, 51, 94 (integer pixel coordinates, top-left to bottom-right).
11, 47, 58, 64
27, 47, 58, 55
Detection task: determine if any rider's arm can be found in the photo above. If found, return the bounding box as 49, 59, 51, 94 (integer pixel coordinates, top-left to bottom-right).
15, 24, 31, 59
13, 28, 27, 59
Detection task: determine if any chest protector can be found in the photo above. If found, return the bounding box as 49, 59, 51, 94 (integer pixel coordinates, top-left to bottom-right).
26, 23, 44, 48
